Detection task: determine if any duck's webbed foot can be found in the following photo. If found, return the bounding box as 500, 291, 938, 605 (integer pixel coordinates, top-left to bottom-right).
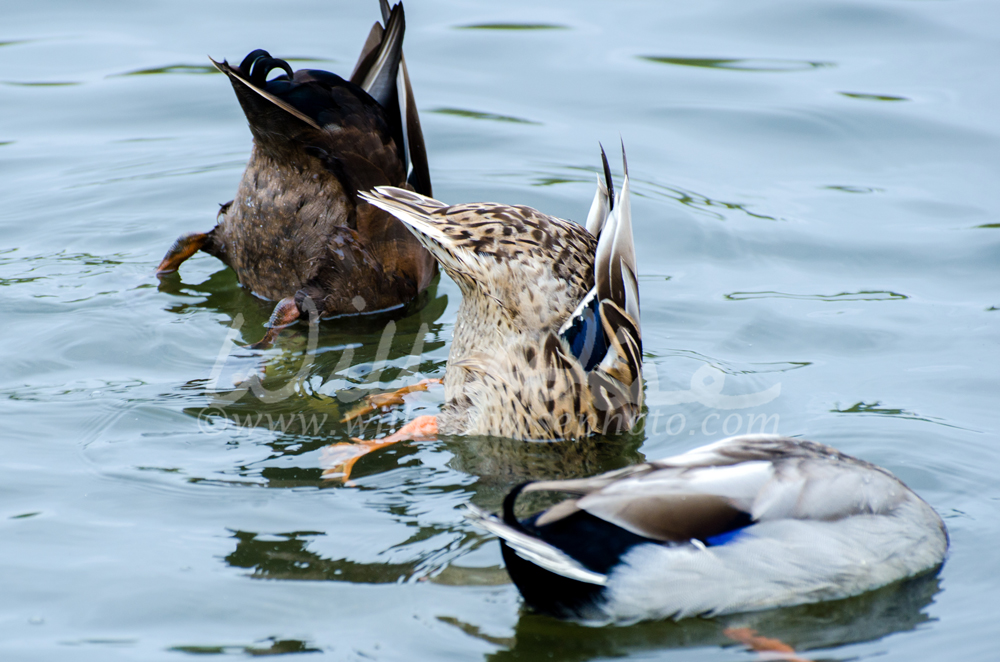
723, 628, 808, 662
320, 415, 438, 482
156, 232, 208, 275
340, 378, 443, 422
248, 296, 300, 349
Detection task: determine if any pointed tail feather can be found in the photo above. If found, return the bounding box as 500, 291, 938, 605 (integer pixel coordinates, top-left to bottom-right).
564, 145, 642, 381
211, 56, 323, 136
586, 144, 614, 237
349, 22, 385, 83
353, 2, 405, 109
398, 56, 432, 196
464, 505, 608, 586
350, 3, 432, 197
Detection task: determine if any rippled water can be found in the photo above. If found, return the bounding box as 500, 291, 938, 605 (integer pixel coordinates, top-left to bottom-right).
3, 0, 998, 660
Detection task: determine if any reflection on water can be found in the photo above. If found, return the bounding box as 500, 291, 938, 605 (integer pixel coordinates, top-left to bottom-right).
516, 164, 780, 222
115, 64, 219, 76
158, 266, 271, 328
3, 80, 80, 87
457, 23, 567, 31
825, 185, 884, 194
839, 91, 909, 102
115, 57, 333, 78
832, 401, 976, 434
445, 433, 645, 487
726, 290, 907, 302
445, 572, 942, 662
0, 249, 126, 291
635, 177, 780, 222
432, 107, 540, 125
161, 266, 454, 484
219, 438, 646, 588
638, 56, 833, 72
170, 638, 321, 656
226, 529, 431, 583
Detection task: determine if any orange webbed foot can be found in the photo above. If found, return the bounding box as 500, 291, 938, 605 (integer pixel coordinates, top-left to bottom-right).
723, 628, 808, 662
156, 232, 208, 275
340, 378, 443, 422
320, 415, 438, 482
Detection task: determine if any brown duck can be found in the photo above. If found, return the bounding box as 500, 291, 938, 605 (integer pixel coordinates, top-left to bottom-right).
156, 1, 436, 346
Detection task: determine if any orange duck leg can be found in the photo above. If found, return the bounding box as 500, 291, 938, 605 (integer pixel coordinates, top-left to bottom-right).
321, 415, 438, 482
723, 628, 809, 662
156, 232, 208, 275
340, 378, 442, 422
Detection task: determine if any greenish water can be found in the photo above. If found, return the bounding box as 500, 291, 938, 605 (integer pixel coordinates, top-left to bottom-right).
2, 0, 998, 660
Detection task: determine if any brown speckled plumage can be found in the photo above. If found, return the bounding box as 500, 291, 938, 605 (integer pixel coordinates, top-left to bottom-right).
361, 148, 643, 440
158, 2, 436, 329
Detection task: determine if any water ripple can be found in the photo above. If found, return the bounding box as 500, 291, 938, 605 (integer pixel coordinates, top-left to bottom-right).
726, 290, 908, 302
431, 107, 540, 125
456, 23, 567, 31
639, 56, 834, 72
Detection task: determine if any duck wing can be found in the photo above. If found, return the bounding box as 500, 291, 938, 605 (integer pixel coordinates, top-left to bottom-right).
520, 436, 910, 543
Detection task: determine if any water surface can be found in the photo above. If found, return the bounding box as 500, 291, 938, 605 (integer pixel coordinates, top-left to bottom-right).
2, 0, 998, 660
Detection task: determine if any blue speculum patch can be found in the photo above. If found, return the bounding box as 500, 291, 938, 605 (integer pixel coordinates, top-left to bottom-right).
562, 293, 608, 372
705, 526, 749, 547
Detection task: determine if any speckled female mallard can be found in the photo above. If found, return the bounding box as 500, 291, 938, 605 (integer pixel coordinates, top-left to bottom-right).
157, 1, 436, 346
467, 434, 949, 622
320, 147, 642, 478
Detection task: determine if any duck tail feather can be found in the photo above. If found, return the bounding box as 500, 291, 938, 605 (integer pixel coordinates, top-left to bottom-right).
610, 167, 640, 325
464, 505, 608, 586
398, 55, 432, 196
585, 144, 614, 238
211, 56, 322, 133
354, 1, 405, 110
351, 3, 431, 197
349, 21, 385, 84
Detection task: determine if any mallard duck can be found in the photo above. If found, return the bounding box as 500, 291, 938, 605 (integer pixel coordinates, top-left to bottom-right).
467, 434, 949, 622
320, 147, 642, 477
157, 1, 436, 346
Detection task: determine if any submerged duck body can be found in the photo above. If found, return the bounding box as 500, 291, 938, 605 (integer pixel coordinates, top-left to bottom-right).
157, 1, 436, 343
469, 435, 948, 622
360, 148, 642, 440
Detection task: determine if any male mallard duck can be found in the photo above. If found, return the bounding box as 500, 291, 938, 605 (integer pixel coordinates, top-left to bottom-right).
157, 1, 436, 346
467, 434, 949, 622
320, 147, 642, 477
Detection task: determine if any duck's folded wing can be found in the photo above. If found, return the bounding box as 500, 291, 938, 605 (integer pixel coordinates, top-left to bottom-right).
523, 435, 910, 543
646, 435, 911, 520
